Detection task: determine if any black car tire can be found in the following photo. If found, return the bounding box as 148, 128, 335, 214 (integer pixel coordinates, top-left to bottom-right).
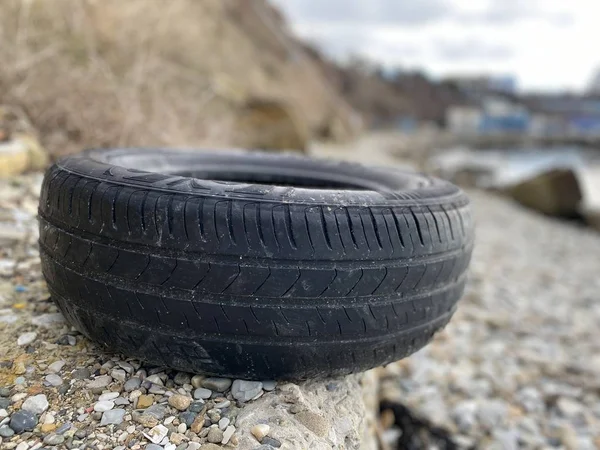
38, 148, 474, 379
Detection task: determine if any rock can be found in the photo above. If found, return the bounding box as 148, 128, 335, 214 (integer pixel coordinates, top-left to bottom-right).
111, 368, 127, 383
144, 424, 169, 444
557, 397, 584, 418
222, 425, 235, 444
193, 388, 212, 400
135, 414, 158, 428
21, 394, 49, 414
124, 377, 142, 392
261, 436, 282, 448
45, 373, 63, 386
168, 394, 191, 411
0, 132, 48, 177
189, 401, 205, 413
295, 411, 330, 437
251, 424, 270, 441
262, 381, 277, 392
171, 432, 186, 444
100, 408, 126, 426
218, 417, 230, 430
145, 374, 164, 386
191, 375, 205, 389
17, 331, 37, 346
43, 433, 65, 445
72, 368, 91, 380
504, 168, 582, 217
99, 392, 120, 401
231, 380, 263, 402
201, 378, 232, 392
179, 411, 197, 427
174, 372, 191, 385
94, 400, 115, 412
9, 409, 38, 433
207, 426, 224, 443
234, 98, 309, 152
136, 395, 154, 409
146, 445, 163, 450
48, 360, 66, 373
144, 404, 168, 420
31, 312, 65, 327
86, 375, 112, 389
451, 400, 478, 433
0, 425, 15, 437
199, 445, 223, 450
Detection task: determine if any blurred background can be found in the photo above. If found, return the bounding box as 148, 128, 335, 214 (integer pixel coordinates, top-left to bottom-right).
1, 1, 600, 449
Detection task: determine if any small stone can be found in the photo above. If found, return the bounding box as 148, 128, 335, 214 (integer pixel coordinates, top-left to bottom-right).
45, 373, 63, 386
114, 396, 129, 406
214, 400, 230, 409
117, 361, 134, 373
94, 400, 115, 412
193, 388, 212, 400
0, 387, 10, 396
0, 408, 7, 419
180, 411, 197, 427
77, 413, 89, 422
145, 404, 168, 420
262, 381, 276, 391
31, 313, 65, 327
207, 427, 224, 443
201, 378, 232, 392
48, 360, 66, 373
218, 417, 230, 430
111, 369, 127, 383
295, 411, 330, 437
251, 424, 270, 441
146, 445, 163, 450
190, 414, 205, 433
222, 425, 235, 444
0, 398, 9, 409
178, 422, 187, 433
174, 372, 191, 385
191, 375, 205, 389
41, 423, 57, 432
101, 408, 126, 426
9, 409, 38, 433
72, 368, 91, 380
171, 432, 186, 444
0, 425, 14, 437
17, 332, 37, 346
144, 424, 168, 444
15, 442, 29, 450
189, 402, 205, 413
136, 395, 154, 409
231, 380, 263, 402
56, 422, 72, 434
124, 377, 142, 392
261, 436, 281, 448
43, 433, 65, 445
557, 397, 584, 418
169, 394, 191, 411
145, 374, 164, 386
87, 375, 112, 389
21, 394, 49, 414
135, 414, 158, 428
99, 392, 120, 401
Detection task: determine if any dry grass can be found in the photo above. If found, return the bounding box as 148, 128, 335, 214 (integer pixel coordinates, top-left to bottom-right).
0, 0, 348, 157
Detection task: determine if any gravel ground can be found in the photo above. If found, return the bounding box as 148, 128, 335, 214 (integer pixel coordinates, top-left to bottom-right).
380, 190, 600, 449
0, 174, 377, 450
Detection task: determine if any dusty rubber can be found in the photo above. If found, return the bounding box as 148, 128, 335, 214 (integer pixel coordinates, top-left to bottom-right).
38, 148, 474, 379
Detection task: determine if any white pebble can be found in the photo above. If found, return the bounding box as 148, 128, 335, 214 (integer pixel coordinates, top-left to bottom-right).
22, 394, 49, 414
177, 422, 187, 433
251, 423, 270, 441
45, 373, 63, 386
48, 360, 66, 373
99, 392, 120, 401
222, 425, 236, 444
218, 417, 230, 430
94, 400, 115, 412
17, 332, 37, 346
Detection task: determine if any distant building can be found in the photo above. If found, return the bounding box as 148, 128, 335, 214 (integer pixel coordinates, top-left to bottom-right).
445, 75, 518, 95
446, 96, 529, 135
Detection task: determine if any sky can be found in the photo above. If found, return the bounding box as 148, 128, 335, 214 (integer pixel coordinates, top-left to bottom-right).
271, 0, 600, 93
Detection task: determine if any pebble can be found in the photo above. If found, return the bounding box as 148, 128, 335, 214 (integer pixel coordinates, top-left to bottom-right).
231, 380, 263, 402
146, 445, 163, 450
43, 433, 65, 445
56, 422, 72, 434
144, 424, 168, 444
295, 411, 330, 437
168, 394, 191, 411
179, 411, 197, 427
87, 375, 112, 389
218, 417, 230, 430
189, 402, 205, 413
222, 425, 235, 444
117, 361, 134, 373
9, 410, 38, 433
214, 399, 231, 409
45, 373, 63, 386
251, 424, 270, 441
99, 392, 120, 401
0, 425, 15, 437
72, 368, 92, 380
193, 388, 212, 400
207, 426, 224, 443
136, 395, 154, 409
17, 332, 37, 346
100, 408, 126, 426
261, 436, 282, 448
111, 368, 127, 383
174, 372, 191, 385
201, 378, 232, 392
262, 381, 277, 391
145, 374, 164, 386
124, 377, 142, 392
145, 404, 168, 420
0, 387, 10, 397
21, 394, 49, 414
94, 400, 115, 412
48, 360, 66, 373
191, 375, 204, 389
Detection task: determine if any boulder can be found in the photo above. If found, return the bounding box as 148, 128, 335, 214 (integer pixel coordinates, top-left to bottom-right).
233, 98, 309, 152
503, 168, 582, 217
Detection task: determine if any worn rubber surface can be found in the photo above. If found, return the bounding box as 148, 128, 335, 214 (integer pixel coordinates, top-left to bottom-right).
38, 148, 474, 379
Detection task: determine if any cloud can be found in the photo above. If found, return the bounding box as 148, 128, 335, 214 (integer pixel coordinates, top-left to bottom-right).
273, 0, 453, 26
434, 39, 514, 61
